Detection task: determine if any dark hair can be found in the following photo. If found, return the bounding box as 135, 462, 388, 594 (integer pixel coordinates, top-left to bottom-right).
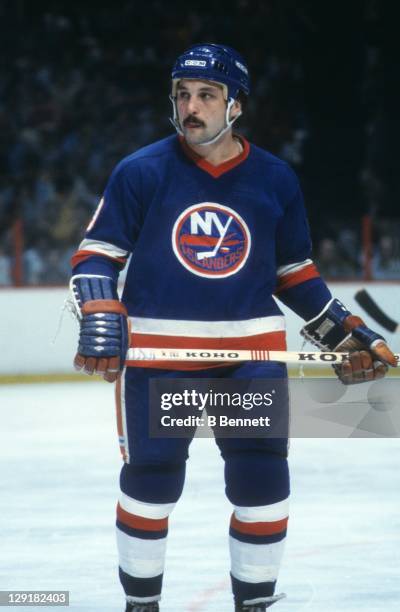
236, 90, 248, 112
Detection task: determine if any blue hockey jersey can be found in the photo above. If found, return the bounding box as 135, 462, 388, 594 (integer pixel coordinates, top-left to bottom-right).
72, 135, 330, 369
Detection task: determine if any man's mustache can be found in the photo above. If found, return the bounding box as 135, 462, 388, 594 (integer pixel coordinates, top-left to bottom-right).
183, 116, 205, 127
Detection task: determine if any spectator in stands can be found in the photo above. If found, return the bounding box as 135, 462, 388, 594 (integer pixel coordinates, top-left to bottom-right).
316, 238, 359, 279
372, 235, 400, 280
0, 245, 12, 285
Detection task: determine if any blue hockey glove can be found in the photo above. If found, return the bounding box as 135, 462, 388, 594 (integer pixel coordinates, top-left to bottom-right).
70, 275, 129, 383
301, 298, 397, 384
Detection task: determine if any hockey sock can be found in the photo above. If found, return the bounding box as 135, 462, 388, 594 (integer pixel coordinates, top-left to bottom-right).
117, 462, 185, 601
224, 452, 289, 605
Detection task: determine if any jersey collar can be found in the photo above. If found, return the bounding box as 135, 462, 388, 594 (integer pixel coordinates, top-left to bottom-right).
178, 134, 250, 178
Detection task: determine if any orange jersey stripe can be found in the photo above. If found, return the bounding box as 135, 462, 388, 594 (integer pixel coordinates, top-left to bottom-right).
129, 331, 286, 350
230, 514, 288, 536
275, 263, 319, 293
71, 249, 127, 268
117, 503, 168, 531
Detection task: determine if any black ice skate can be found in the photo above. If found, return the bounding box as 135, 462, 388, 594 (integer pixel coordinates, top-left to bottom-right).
125, 602, 159, 612
235, 592, 286, 611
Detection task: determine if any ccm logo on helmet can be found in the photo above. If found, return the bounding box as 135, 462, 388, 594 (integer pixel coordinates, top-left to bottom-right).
172, 203, 251, 278
184, 59, 207, 67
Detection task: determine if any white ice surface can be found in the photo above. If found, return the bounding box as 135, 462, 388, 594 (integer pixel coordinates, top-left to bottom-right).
1, 382, 399, 611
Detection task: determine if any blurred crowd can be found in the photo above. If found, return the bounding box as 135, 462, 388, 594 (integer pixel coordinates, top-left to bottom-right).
315, 225, 400, 280
0, 0, 399, 285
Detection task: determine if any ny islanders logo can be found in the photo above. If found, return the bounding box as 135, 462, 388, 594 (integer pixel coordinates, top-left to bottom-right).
172, 203, 251, 278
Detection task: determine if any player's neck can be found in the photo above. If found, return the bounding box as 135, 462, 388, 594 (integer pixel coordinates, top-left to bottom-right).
185, 132, 243, 166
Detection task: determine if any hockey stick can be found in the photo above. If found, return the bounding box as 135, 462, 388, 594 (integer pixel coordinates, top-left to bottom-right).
355, 289, 399, 333
126, 347, 400, 364
197, 216, 233, 260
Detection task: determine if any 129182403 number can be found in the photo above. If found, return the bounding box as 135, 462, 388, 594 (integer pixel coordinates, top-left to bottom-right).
0, 591, 69, 606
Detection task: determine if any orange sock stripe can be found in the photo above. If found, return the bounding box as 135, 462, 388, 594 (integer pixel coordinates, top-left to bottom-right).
230, 514, 288, 536
117, 503, 169, 531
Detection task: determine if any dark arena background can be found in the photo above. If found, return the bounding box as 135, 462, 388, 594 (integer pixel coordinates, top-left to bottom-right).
1, 0, 400, 284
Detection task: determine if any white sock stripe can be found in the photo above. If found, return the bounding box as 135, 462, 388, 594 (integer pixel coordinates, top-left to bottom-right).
229, 537, 286, 584
234, 498, 289, 523
117, 528, 167, 578
119, 492, 176, 519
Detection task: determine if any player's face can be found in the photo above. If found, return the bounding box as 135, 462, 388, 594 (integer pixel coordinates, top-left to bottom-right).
176, 79, 228, 145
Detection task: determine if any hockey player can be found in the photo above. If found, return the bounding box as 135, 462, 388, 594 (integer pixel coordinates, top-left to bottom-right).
69, 44, 396, 612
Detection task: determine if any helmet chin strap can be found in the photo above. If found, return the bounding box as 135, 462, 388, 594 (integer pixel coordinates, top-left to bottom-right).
169, 94, 184, 135
169, 96, 241, 146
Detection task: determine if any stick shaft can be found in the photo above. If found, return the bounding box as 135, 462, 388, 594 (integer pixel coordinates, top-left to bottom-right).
126, 347, 400, 364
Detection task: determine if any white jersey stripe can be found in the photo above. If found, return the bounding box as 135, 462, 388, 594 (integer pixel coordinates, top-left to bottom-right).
129, 315, 285, 338
120, 369, 129, 463
276, 259, 313, 278
78, 238, 129, 259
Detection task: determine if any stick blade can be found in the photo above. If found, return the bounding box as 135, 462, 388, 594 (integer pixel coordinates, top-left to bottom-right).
355, 289, 398, 333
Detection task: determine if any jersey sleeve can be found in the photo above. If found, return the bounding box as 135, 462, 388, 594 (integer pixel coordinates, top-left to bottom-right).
71, 159, 143, 278
274, 166, 332, 320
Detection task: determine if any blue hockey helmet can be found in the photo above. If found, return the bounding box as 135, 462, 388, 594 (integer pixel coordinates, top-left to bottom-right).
171, 43, 250, 101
